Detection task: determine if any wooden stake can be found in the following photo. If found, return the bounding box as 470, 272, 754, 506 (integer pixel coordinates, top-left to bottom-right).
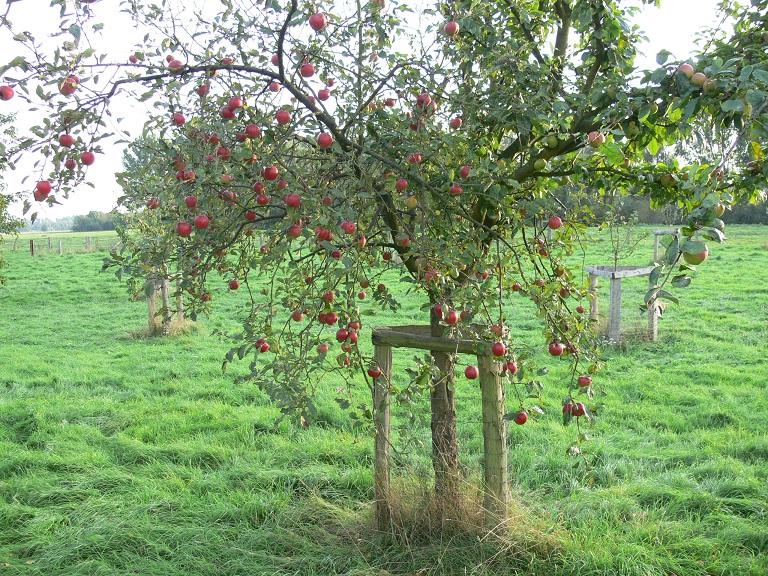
479, 355, 508, 527
373, 343, 392, 532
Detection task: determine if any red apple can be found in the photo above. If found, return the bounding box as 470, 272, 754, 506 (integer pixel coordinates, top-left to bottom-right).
285, 193, 301, 208
317, 133, 333, 148
325, 312, 338, 325
229, 279, 240, 290
194, 214, 210, 229
445, 310, 459, 325
449, 185, 462, 195
368, 366, 382, 378
514, 411, 528, 425
377, 283, 386, 292
287, 224, 302, 238
578, 375, 592, 387
276, 110, 291, 125
256, 193, 269, 206
443, 21, 460, 37
35, 181, 51, 197
168, 59, 184, 73
322, 196, 333, 206
262, 166, 279, 180
58, 134, 75, 147
172, 113, 185, 126
449, 117, 462, 129
317, 343, 329, 354
318, 89, 331, 101
395, 179, 408, 191
576, 305, 585, 314
301, 63, 315, 77
682, 243, 708, 265
245, 124, 261, 138
176, 222, 192, 237
308, 13, 327, 31
548, 216, 562, 229
228, 96, 243, 110
0, 85, 13, 100
80, 151, 95, 165
245, 211, 257, 221
677, 63, 694, 79
184, 196, 198, 208
505, 361, 518, 375
464, 365, 479, 379
64, 158, 77, 170
146, 198, 159, 209
271, 53, 279, 66
572, 402, 587, 417
548, 341, 564, 356
460, 165, 471, 178
587, 131, 605, 147
491, 342, 506, 357
197, 84, 209, 96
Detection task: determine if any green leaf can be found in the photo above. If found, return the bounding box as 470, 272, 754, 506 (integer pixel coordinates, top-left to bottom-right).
649, 265, 662, 286
753, 69, 768, 84
602, 142, 625, 166
671, 275, 692, 288
701, 227, 726, 243
681, 239, 707, 254
656, 290, 679, 305
656, 50, 671, 65
721, 99, 744, 113
664, 237, 679, 265
68, 24, 81, 41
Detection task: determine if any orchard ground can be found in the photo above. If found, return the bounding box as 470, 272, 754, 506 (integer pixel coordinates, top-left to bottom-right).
1, 226, 767, 575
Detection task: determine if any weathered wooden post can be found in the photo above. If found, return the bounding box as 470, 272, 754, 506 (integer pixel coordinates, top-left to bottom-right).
647, 277, 659, 343
478, 355, 508, 527
588, 272, 599, 322
85, 237, 92, 251
58, 241, 63, 255
372, 341, 392, 531
608, 275, 622, 343
47, 237, 52, 250
29, 239, 34, 257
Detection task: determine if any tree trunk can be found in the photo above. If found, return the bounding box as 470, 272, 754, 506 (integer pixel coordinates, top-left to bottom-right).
429, 314, 461, 511
175, 279, 184, 327
160, 277, 172, 335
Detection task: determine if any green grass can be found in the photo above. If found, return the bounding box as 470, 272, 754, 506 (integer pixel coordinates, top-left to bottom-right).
1, 226, 767, 575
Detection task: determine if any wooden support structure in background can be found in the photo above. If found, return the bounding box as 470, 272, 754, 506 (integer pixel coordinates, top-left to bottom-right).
370, 325, 508, 529
586, 265, 658, 344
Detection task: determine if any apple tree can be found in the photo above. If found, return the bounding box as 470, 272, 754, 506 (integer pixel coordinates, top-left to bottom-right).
1, 0, 767, 507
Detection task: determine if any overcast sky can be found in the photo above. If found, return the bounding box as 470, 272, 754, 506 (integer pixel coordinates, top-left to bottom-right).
1, 0, 724, 220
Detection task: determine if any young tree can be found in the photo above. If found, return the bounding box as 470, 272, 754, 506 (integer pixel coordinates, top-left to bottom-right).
1, 0, 766, 509
0, 112, 23, 282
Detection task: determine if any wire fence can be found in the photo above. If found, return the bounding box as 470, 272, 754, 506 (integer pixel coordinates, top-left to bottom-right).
2, 234, 121, 256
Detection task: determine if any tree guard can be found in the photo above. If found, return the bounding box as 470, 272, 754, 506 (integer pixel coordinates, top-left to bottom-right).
371, 325, 508, 529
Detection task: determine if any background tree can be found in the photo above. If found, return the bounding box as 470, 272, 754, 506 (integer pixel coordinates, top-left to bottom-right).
1, 0, 766, 514
0, 112, 23, 283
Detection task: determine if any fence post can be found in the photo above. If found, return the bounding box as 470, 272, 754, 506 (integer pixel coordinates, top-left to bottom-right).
647, 278, 659, 343
608, 277, 622, 343
58, 241, 63, 255
479, 354, 508, 527
373, 342, 392, 532
85, 237, 92, 251
13, 237, 18, 251
29, 239, 34, 257
589, 273, 599, 322
48, 237, 52, 250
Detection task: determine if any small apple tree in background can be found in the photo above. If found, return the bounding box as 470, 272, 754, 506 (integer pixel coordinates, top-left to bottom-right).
0, 112, 24, 282
1, 0, 767, 509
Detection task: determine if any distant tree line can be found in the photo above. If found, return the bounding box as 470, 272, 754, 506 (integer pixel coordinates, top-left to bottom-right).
22, 211, 115, 232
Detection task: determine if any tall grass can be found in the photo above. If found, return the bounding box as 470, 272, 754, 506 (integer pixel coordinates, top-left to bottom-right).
0, 226, 766, 575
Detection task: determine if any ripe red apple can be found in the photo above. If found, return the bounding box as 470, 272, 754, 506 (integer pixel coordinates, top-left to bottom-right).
571, 402, 587, 417
220, 106, 235, 119
287, 224, 302, 238
271, 53, 279, 66
58, 134, 74, 147
318, 89, 331, 101
377, 283, 386, 292
443, 21, 460, 37
409, 153, 422, 164
445, 310, 459, 325
384, 97, 396, 107
146, 198, 159, 209
301, 63, 315, 77
269, 82, 281, 92
548, 341, 564, 356
0, 85, 13, 100
35, 181, 51, 196
395, 179, 408, 191
64, 158, 77, 170
336, 328, 349, 342
176, 222, 192, 237
228, 96, 243, 110
194, 214, 210, 229
576, 305, 585, 314
308, 13, 327, 31
491, 342, 506, 357
168, 59, 184, 73
80, 151, 95, 165
245, 211, 257, 221
464, 365, 479, 379
318, 133, 333, 148
197, 84, 209, 96
276, 110, 291, 125
358, 291, 367, 300
512, 282, 522, 291
229, 279, 240, 290
172, 113, 185, 125
182, 196, 197, 208
325, 312, 338, 325
368, 366, 382, 378
577, 375, 592, 387
677, 63, 694, 78
460, 165, 471, 178
59, 77, 77, 95
262, 166, 279, 180
514, 411, 528, 425
548, 216, 562, 229
449, 117, 462, 129
505, 361, 518, 375
330, 250, 342, 259
285, 193, 301, 208
322, 196, 333, 206
587, 131, 605, 147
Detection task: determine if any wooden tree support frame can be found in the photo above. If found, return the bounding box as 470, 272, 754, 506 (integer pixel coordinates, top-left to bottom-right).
586, 265, 659, 344
371, 325, 508, 530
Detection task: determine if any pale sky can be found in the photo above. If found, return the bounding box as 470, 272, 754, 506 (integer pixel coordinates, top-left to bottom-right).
1, 0, 724, 221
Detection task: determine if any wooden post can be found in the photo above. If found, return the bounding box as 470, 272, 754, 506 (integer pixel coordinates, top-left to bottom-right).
478, 355, 508, 527
12, 237, 18, 251
653, 234, 661, 262
58, 241, 63, 255
29, 239, 34, 257
47, 237, 52, 250
608, 277, 622, 343
85, 237, 92, 251
647, 279, 659, 343
373, 343, 392, 532
589, 273, 599, 322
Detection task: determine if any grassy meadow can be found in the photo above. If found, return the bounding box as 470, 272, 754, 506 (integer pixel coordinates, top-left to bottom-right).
0, 226, 767, 575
